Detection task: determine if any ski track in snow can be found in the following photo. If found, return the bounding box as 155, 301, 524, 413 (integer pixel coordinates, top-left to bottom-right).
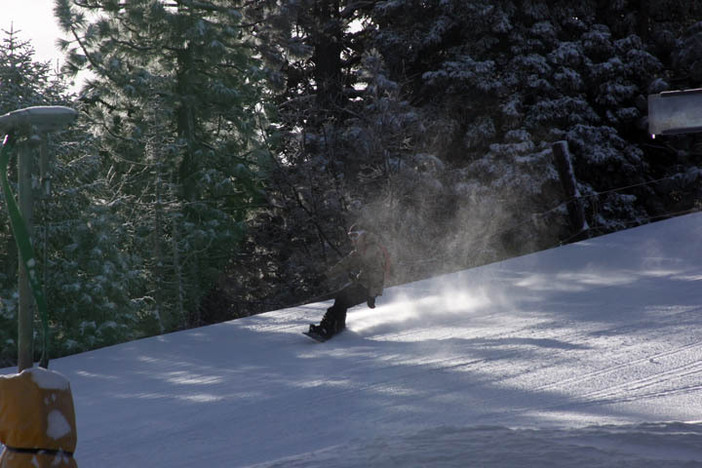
3, 213, 702, 467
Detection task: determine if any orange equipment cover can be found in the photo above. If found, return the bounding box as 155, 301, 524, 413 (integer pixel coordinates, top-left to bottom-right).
0, 367, 77, 467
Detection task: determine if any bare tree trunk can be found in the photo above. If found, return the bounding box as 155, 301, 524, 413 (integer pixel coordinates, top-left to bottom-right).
152, 160, 165, 333
172, 207, 186, 328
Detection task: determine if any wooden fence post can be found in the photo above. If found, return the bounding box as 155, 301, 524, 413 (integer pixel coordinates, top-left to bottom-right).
552, 141, 589, 240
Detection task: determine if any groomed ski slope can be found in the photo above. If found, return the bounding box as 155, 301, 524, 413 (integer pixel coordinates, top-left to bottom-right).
4, 213, 702, 467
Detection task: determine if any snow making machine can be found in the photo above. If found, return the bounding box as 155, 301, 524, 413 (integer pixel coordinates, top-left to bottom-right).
0, 106, 79, 467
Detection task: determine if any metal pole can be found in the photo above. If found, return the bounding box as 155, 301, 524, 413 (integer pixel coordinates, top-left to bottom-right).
0, 106, 77, 371
17, 141, 35, 371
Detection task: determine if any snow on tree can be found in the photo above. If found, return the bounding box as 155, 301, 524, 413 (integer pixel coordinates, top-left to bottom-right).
54, 0, 272, 329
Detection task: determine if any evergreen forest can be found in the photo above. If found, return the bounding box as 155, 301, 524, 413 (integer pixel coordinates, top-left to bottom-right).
2, 0, 702, 366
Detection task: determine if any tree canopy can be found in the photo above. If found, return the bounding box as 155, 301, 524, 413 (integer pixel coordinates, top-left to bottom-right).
1, 1, 702, 363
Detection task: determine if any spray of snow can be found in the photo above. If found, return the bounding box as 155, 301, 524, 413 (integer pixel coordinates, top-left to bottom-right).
351, 285, 493, 336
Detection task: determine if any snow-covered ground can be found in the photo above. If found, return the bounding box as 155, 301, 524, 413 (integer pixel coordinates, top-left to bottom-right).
3, 213, 702, 467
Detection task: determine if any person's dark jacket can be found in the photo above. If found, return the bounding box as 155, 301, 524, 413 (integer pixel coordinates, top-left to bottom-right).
327, 232, 387, 297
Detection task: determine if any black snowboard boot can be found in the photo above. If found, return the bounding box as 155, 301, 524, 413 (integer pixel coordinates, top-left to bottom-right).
318, 309, 344, 338
309, 324, 330, 339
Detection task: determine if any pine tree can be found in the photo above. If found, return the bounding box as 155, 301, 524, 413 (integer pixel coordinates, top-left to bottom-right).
0, 25, 66, 112
366, 1, 671, 245
41, 133, 145, 355
214, 0, 383, 311
54, 0, 272, 328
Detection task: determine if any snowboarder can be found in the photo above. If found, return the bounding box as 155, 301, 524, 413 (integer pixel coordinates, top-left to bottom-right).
307, 224, 390, 341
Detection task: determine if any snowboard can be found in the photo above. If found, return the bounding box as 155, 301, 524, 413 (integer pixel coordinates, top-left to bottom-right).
303, 330, 329, 343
